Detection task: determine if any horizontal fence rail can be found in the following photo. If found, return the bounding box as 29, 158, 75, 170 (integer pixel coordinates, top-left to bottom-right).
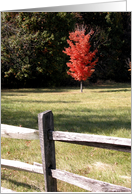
2, 159, 131, 193
1, 159, 43, 175
1, 124, 131, 152
1, 124, 39, 140
48, 131, 131, 153
50, 169, 131, 192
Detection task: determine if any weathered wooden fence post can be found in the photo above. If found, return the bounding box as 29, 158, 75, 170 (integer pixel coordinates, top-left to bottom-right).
38, 110, 57, 192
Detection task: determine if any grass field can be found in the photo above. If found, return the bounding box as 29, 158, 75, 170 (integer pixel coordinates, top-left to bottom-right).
1, 83, 131, 192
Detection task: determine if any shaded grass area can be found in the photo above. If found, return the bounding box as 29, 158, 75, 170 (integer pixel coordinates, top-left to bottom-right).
1, 83, 131, 192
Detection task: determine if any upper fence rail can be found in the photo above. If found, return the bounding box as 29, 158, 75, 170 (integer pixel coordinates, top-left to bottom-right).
1, 124, 131, 153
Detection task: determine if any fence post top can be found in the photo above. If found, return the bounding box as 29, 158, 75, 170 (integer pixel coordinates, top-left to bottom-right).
38, 110, 52, 118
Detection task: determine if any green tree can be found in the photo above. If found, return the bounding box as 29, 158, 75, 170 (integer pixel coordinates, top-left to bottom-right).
1, 12, 76, 88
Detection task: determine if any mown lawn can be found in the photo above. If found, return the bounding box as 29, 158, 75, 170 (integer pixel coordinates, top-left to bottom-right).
1, 83, 131, 192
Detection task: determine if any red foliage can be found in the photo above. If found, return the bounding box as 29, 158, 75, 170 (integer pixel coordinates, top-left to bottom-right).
63, 29, 98, 82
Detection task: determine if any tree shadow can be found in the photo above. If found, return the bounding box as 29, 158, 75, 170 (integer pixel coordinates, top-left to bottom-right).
1, 106, 131, 135
1, 84, 131, 95
94, 88, 131, 93
87, 83, 131, 90
1, 88, 72, 94
1, 176, 41, 192
54, 108, 131, 136
1, 98, 80, 104
1, 108, 39, 129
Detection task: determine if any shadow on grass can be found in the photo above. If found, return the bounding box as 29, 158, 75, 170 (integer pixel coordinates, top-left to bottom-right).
1, 88, 71, 94
1, 83, 131, 94
1, 106, 130, 136
94, 88, 131, 93
1, 109, 38, 129
55, 115, 131, 135
1, 175, 41, 192
1, 98, 80, 104
54, 104, 131, 136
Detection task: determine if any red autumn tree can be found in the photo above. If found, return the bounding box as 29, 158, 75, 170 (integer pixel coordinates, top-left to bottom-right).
63, 29, 98, 92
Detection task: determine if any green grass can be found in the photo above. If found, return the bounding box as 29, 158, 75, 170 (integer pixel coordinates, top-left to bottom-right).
1, 83, 131, 192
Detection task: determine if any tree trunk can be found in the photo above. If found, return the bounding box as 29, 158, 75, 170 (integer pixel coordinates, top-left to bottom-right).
80, 81, 83, 92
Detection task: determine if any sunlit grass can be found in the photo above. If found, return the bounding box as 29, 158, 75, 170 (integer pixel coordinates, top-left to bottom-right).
1, 83, 131, 192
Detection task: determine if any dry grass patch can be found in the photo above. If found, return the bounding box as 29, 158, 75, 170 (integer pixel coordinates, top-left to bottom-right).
119, 175, 131, 180
93, 161, 112, 171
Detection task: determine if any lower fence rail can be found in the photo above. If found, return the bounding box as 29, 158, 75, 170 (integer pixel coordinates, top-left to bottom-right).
1, 159, 131, 192
1, 159, 43, 175
50, 169, 131, 192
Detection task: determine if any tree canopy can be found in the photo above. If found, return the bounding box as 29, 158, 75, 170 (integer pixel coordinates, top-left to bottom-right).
1, 12, 76, 87
1, 12, 131, 88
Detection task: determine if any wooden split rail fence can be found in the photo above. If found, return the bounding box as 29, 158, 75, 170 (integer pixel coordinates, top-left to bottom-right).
1, 110, 131, 192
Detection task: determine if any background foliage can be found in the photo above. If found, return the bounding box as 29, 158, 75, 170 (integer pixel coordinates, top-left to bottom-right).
1, 12, 131, 88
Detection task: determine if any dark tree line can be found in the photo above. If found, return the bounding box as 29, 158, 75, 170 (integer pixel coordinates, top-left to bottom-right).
79, 12, 131, 83
1, 12, 131, 88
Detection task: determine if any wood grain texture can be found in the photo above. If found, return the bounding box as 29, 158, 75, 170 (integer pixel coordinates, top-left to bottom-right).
51, 169, 131, 192
1, 159, 43, 174
38, 110, 57, 192
49, 131, 131, 152
1, 124, 39, 140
